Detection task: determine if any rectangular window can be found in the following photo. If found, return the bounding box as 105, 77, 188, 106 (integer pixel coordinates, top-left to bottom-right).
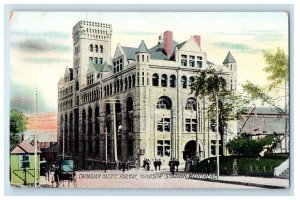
197, 61, 202, 68
181, 55, 187, 66
157, 140, 170, 157
99, 58, 103, 64
94, 57, 98, 64
185, 118, 197, 132
211, 140, 221, 156
157, 118, 171, 132
189, 56, 195, 67
89, 57, 93, 63
19, 155, 30, 169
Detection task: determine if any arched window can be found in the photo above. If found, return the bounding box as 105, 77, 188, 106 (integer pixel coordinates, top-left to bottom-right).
105, 103, 111, 134
132, 74, 136, 87
161, 74, 167, 87
170, 75, 176, 88
129, 76, 132, 89
117, 80, 120, 93
181, 76, 187, 88
106, 103, 111, 115
185, 98, 197, 111
188, 77, 195, 87
120, 79, 123, 91
126, 97, 134, 133
95, 45, 98, 52
110, 84, 112, 95
100, 45, 103, 53
75, 81, 79, 91
125, 77, 128, 90
89, 44, 93, 52
156, 96, 172, 110
152, 73, 159, 86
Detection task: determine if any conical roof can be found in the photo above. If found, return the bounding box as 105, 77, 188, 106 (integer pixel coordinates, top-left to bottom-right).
223, 51, 236, 64
135, 40, 148, 54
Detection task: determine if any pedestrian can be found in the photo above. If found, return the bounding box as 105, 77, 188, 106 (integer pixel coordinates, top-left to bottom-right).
142, 158, 146, 169
54, 167, 60, 188
135, 158, 139, 170
169, 160, 175, 175
158, 159, 162, 170
73, 171, 77, 188
154, 159, 158, 171
122, 161, 126, 173
147, 159, 151, 171
206, 159, 211, 174
175, 159, 179, 172
189, 158, 193, 172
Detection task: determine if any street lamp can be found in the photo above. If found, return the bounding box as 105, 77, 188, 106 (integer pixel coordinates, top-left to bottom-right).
103, 127, 108, 162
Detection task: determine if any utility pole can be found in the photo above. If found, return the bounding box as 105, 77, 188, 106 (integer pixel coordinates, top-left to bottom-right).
195, 96, 199, 158
216, 95, 220, 178
34, 88, 38, 188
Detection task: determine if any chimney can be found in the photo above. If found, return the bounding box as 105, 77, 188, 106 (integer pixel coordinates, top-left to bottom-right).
163, 31, 173, 58
193, 35, 201, 46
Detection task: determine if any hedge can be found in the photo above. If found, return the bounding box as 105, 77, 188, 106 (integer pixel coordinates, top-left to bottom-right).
196, 154, 288, 177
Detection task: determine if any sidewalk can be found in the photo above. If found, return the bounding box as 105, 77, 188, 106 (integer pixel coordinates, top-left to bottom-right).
193, 175, 289, 189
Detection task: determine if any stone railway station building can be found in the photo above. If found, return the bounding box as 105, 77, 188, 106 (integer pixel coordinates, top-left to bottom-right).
57, 20, 237, 169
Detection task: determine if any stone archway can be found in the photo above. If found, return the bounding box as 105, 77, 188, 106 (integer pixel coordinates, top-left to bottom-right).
183, 140, 196, 160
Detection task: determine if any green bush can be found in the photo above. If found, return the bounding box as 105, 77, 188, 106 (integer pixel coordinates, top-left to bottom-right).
196, 154, 288, 177
226, 134, 279, 156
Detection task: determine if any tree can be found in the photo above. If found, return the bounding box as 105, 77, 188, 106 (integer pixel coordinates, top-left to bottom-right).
10, 109, 28, 149
242, 47, 289, 153
263, 47, 288, 91
191, 67, 249, 155
242, 47, 288, 114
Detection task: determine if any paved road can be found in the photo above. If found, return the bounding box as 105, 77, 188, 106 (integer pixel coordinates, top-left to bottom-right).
40, 169, 260, 189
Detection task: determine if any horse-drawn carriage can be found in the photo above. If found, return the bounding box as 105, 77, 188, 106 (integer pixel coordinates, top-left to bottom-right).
53, 159, 75, 187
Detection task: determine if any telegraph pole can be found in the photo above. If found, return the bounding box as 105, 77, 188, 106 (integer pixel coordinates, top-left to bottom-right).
216, 95, 220, 178
34, 88, 38, 187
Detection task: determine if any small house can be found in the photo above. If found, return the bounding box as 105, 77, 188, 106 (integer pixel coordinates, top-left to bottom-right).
10, 139, 41, 186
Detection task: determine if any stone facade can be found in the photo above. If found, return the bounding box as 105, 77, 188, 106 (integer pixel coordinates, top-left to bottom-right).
57, 20, 237, 169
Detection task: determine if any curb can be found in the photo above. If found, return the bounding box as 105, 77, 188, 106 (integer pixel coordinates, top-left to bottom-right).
189, 178, 286, 189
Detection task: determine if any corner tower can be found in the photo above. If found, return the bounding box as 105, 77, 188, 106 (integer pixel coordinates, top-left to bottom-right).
223, 51, 237, 92
72, 20, 112, 88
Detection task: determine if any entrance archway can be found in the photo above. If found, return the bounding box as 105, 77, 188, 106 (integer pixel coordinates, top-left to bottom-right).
183, 140, 196, 160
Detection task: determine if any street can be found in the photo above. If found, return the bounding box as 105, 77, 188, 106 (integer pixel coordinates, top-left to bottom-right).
40, 169, 260, 189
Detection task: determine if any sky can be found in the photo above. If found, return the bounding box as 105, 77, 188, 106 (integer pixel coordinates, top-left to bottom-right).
9, 11, 289, 114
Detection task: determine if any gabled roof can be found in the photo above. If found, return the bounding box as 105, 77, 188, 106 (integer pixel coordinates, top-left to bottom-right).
148, 40, 179, 61
88, 62, 112, 73
58, 76, 64, 85
42, 143, 58, 153
176, 41, 187, 49
11, 140, 42, 154
102, 62, 111, 72
223, 51, 236, 64
64, 66, 72, 77
122, 47, 136, 60
135, 40, 148, 53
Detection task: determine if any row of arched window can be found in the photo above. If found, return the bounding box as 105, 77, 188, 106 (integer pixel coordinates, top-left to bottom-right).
104, 74, 138, 97
82, 88, 100, 104
156, 96, 197, 111
59, 85, 73, 99
152, 74, 195, 89
89, 44, 103, 53
59, 98, 73, 112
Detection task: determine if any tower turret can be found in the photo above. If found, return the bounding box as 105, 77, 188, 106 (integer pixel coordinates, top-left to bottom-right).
135, 40, 149, 63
